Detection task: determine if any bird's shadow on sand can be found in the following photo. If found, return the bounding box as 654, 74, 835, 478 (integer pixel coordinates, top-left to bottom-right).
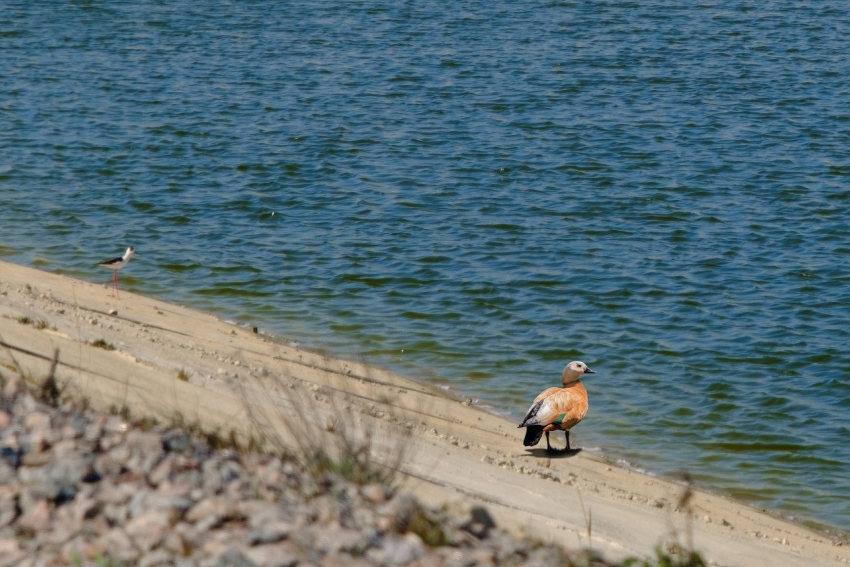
524, 448, 582, 459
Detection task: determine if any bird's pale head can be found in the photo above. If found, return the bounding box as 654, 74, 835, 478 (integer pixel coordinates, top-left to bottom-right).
125, 247, 135, 259
561, 360, 596, 385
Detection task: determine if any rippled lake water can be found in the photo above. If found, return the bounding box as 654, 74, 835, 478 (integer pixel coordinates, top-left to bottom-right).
2, 1, 849, 529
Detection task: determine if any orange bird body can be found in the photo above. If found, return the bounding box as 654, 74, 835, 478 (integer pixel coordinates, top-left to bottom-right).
518, 361, 596, 452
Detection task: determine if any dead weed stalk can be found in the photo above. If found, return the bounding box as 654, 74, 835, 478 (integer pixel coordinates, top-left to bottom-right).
0, 331, 68, 407
239, 355, 417, 487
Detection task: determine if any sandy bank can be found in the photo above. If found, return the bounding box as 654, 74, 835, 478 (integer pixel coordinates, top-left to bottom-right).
0, 259, 847, 566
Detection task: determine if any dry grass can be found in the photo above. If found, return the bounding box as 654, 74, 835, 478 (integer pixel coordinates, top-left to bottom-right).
0, 332, 67, 407
623, 548, 707, 567
576, 485, 592, 550
238, 355, 418, 487
627, 473, 707, 567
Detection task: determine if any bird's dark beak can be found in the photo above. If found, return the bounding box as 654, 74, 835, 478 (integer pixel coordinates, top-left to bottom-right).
585, 368, 596, 374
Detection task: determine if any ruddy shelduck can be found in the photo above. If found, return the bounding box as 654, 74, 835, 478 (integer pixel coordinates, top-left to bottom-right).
518, 361, 596, 452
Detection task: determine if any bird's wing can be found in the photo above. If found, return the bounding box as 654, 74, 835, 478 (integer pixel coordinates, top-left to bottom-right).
97, 256, 124, 267
533, 387, 562, 405
519, 387, 563, 427
528, 388, 588, 428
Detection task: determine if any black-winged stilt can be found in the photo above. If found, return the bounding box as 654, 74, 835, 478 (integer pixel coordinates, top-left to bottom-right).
97, 247, 134, 298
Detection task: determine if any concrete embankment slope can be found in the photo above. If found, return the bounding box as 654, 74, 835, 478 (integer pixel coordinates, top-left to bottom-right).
0, 259, 846, 566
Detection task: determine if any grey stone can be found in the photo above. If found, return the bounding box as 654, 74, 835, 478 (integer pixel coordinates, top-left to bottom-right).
0, 447, 22, 470
83, 415, 107, 442
368, 533, 424, 566
150, 456, 175, 486
361, 483, 390, 504
0, 486, 19, 529
163, 530, 190, 555
96, 527, 141, 564
486, 529, 527, 562
244, 543, 300, 567
19, 455, 91, 502
320, 554, 376, 567
125, 511, 172, 552
219, 460, 247, 485
24, 411, 51, 432
42, 512, 80, 547
523, 546, 570, 567
0, 461, 16, 486
79, 514, 111, 539
129, 489, 193, 523
216, 548, 259, 567
202, 459, 225, 494
20, 451, 53, 467
2, 377, 22, 398
238, 501, 290, 531
312, 524, 378, 556
0, 538, 26, 567
187, 496, 239, 525
100, 479, 137, 505
246, 521, 293, 546
140, 549, 174, 567
73, 496, 101, 522
176, 469, 204, 491
174, 521, 204, 550
125, 430, 165, 473
383, 493, 421, 533
52, 438, 80, 458
94, 453, 125, 477
254, 461, 283, 489
195, 512, 226, 532
63, 413, 88, 439
21, 450, 55, 468
17, 499, 51, 533
13, 393, 37, 416
100, 432, 126, 452
165, 431, 191, 453
104, 502, 131, 525
104, 416, 128, 434
461, 506, 496, 539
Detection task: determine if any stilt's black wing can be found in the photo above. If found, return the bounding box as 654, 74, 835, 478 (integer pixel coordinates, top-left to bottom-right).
97, 256, 123, 267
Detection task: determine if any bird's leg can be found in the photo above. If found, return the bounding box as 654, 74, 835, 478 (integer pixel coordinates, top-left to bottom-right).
546, 431, 566, 453
545, 430, 574, 453
113, 271, 119, 298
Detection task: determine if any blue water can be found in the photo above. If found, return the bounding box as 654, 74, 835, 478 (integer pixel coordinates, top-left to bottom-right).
2, 1, 849, 529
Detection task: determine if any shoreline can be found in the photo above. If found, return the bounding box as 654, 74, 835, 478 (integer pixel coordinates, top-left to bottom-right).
1, 258, 848, 566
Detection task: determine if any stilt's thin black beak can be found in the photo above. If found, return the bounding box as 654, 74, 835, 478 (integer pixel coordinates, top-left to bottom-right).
584, 368, 596, 374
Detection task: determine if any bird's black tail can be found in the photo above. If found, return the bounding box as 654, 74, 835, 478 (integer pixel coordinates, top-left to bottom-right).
523, 425, 544, 447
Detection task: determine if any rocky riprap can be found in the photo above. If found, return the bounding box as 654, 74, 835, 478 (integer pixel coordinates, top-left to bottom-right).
0, 377, 610, 567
